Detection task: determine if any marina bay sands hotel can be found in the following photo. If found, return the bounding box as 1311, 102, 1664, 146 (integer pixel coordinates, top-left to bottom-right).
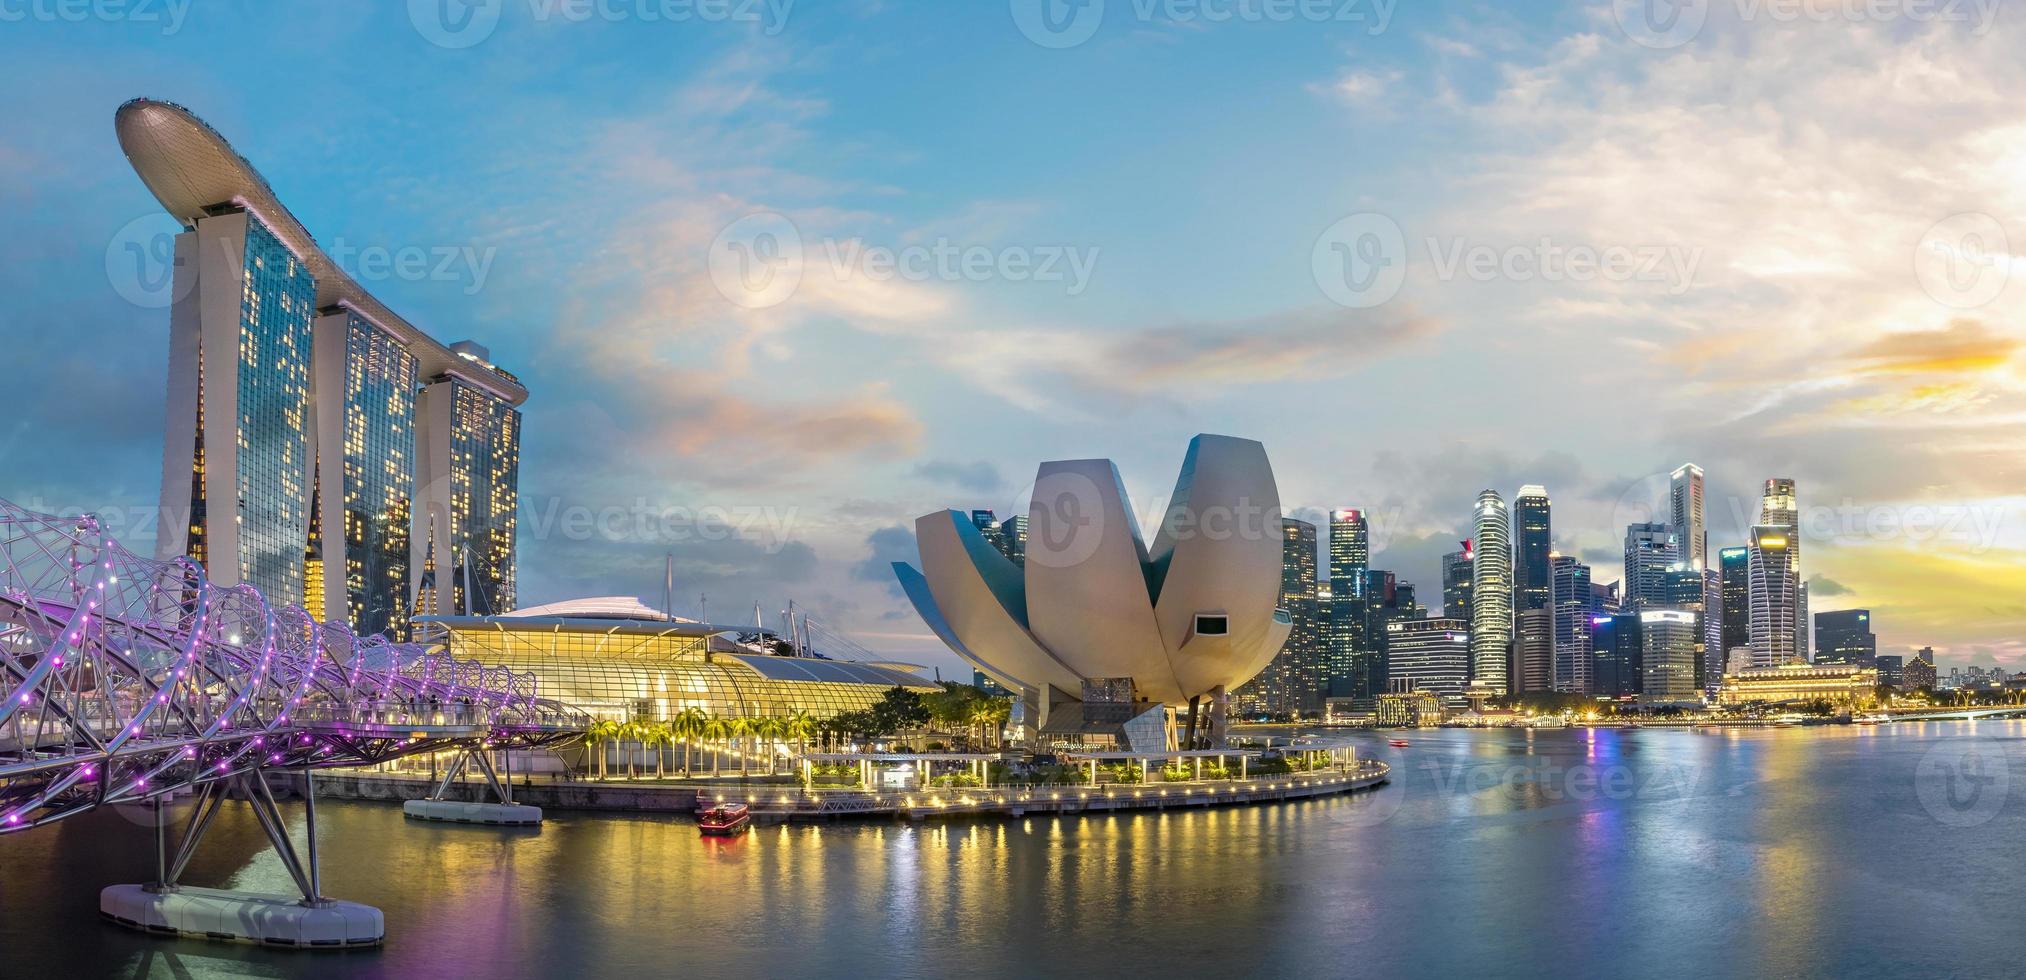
115, 98, 524, 638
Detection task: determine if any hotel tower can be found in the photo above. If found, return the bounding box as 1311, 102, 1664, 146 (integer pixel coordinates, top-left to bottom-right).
116, 99, 527, 638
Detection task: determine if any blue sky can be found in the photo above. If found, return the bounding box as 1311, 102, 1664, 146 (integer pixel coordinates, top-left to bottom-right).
2, 1, 2023, 674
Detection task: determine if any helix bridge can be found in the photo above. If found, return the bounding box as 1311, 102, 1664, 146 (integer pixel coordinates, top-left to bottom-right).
0, 497, 588, 944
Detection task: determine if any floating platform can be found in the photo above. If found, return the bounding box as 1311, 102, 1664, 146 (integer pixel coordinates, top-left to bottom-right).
402, 798, 544, 825
100, 884, 383, 948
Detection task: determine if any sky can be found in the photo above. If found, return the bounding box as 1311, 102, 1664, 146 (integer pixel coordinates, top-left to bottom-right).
0, 0, 2021, 676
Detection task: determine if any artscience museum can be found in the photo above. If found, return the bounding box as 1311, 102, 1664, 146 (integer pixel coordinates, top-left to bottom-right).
894, 434, 1290, 751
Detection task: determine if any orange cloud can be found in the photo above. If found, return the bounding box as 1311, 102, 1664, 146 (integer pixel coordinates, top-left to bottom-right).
1844, 319, 2021, 376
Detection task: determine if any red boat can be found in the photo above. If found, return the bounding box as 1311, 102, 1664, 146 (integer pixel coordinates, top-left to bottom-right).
1388, 739, 1411, 748
698, 802, 751, 837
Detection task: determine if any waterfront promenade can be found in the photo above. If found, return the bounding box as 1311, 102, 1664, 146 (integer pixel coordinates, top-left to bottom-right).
316, 760, 1391, 823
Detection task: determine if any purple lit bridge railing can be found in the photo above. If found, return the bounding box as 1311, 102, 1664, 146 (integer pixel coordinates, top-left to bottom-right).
0, 497, 589, 834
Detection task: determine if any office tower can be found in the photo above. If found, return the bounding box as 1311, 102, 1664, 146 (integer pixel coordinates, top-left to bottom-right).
415, 362, 524, 619
1702, 566, 1724, 691
1385, 618, 1471, 705
1469, 490, 1513, 695
970, 509, 1007, 557
1591, 612, 1644, 700
124, 99, 528, 636
1719, 547, 1750, 668
1515, 608, 1555, 695
1905, 649, 1937, 690
1393, 582, 1423, 619
1442, 542, 1474, 622
1814, 609, 1877, 666
1639, 609, 1701, 703
1622, 523, 1679, 608
1658, 563, 1709, 691
1875, 654, 1904, 689
1244, 518, 1321, 716
1323, 509, 1371, 702
1514, 486, 1553, 612
1550, 554, 1593, 693
1748, 525, 1798, 666
1591, 580, 1621, 616
1761, 478, 1806, 659
1000, 515, 1028, 566
1669, 463, 1707, 570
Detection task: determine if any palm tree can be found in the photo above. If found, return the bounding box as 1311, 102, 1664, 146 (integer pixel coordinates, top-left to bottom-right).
702, 715, 733, 777
586, 719, 625, 779
784, 709, 816, 761
619, 720, 645, 779
671, 708, 707, 774
726, 716, 755, 777
751, 717, 787, 774
640, 721, 671, 779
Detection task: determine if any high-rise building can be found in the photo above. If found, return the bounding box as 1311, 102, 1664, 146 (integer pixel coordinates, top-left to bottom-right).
1814, 609, 1877, 666
1442, 542, 1474, 622
1658, 563, 1709, 691
1385, 618, 1471, 705
1515, 608, 1555, 695
1761, 478, 1806, 660
1514, 486, 1553, 612
1324, 509, 1372, 701
970, 509, 1007, 557
1622, 523, 1678, 609
1719, 547, 1750, 669
1469, 490, 1513, 695
1875, 654, 1904, 689
1242, 517, 1322, 716
1748, 525, 1798, 667
1702, 566, 1724, 692
121, 99, 528, 635
1591, 611, 1643, 700
1000, 515, 1028, 566
1905, 649, 1937, 690
1639, 608, 1701, 703
1669, 463, 1707, 570
1550, 554, 1593, 694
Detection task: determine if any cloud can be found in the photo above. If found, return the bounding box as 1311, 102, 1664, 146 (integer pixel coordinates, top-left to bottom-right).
1809, 576, 1852, 597
851, 525, 918, 597
912, 459, 1004, 494
1844, 319, 2021, 376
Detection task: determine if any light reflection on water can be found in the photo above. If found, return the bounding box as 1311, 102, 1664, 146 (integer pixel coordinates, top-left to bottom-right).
2, 723, 2023, 979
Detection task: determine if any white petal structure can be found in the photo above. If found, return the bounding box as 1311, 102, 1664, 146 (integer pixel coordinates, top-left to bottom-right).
895, 434, 1289, 711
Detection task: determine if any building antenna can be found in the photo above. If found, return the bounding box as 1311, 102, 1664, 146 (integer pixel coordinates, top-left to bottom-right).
663, 553, 674, 622
699, 593, 708, 627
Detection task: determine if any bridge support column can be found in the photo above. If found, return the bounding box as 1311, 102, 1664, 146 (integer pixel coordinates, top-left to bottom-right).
404, 743, 543, 827
103, 770, 385, 948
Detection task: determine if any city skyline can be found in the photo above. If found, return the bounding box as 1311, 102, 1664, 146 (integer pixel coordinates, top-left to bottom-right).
0, 4, 2020, 679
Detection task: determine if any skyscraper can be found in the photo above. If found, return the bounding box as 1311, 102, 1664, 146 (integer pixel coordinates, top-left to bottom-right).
1622, 523, 1679, 609
1905, 649, 1937, 690
1514, 486, 1553, 613
1442, 542, 1474, 623
1385, 618, 1471, 705
1242, 517, 1322, 716
121, 99, 528, 635
1515, 608, 1555, 695
1814, 609, 1877, 666
1748, 524, 1798, 666
1761, 478, 1807, 659
1469, 490, 1513, 695
1719, 547, 1751, 670
1325, 509, 1372, 701
1875, 654, 1904, 688
1639, 609, 1701, 703
1592, 611, 1643, 700
1669, 463, 1707, 571
1000, 515, 1028, 566
1550, 554, 1593, 694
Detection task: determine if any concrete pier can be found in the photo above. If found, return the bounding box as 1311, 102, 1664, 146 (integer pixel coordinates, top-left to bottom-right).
402, 799, 544, 826
100, 884, 383, 948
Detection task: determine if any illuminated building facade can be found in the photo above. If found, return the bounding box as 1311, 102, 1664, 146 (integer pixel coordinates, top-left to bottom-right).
1719, 547, 1750, 666
1443, 542, 1473, 622
1718, 663, 1879, 708
1905, 650, 1937, 690
120, 99, 526, 637
1592, 612, 1643, 700
1325, 509, 1371, 701
1469, 490, 1512, 695
1514, 486, 1552, 613
424, 605, 938, 723
1387, 618, 1470, 705
1748, 525, 1798, 667
1761, 478, 1807, 660
416, 364, 523, 619
1515, 608, 1554, 695
1241, 518, 1322, 716
1622, 523, 1678, 609
1814, 609, 1877, 667
1639, 608, 1701, 703
1550, 554, 1592, 693
1670, 463, 1706, 570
